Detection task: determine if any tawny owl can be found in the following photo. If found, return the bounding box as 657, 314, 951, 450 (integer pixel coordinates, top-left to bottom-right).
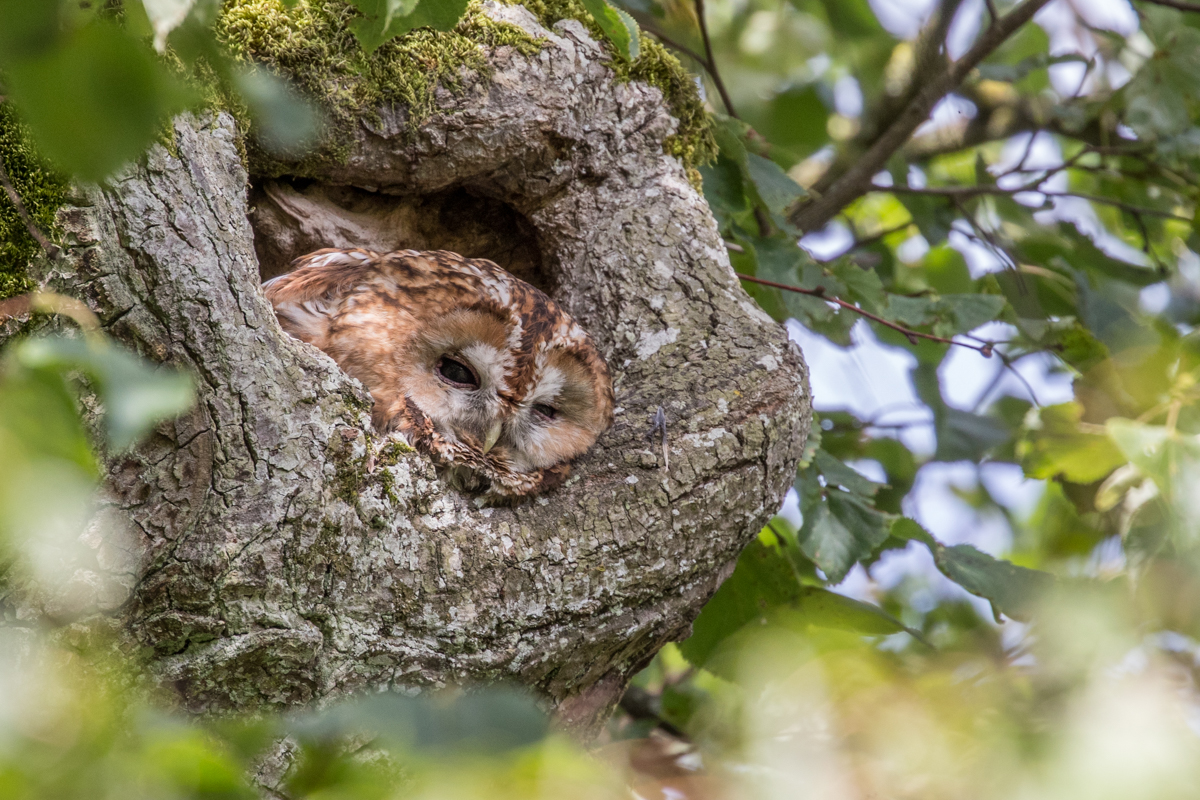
263, 248, 614, 499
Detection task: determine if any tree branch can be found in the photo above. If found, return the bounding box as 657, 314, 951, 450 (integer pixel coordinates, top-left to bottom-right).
789, 0, 1054, 234
0, 156, 60, 260
882, 184, 1192, 222
693, 0, 738, 118
812, 0, 964, 196
643, 26, 709, 70
735, 272, 995, 355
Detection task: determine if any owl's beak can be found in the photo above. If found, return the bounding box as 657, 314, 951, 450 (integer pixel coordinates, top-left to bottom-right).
482, 421, 503, 454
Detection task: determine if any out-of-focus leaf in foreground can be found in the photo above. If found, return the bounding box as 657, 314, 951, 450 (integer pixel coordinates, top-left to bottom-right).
347, 0, 472, 54
14, 335, 194, 452
2, 21, 196, 181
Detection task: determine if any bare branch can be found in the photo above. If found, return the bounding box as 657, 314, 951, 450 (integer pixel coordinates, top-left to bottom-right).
693, 0, 738, 118
789, 0, 1054, 234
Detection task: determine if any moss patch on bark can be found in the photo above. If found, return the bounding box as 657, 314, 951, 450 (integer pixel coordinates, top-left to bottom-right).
507, 0, 715, 177
216, 0, 542, 172
216, 0, 714, 176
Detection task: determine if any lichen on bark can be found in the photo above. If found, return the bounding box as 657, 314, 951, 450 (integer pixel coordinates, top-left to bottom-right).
2, 2, 809, 745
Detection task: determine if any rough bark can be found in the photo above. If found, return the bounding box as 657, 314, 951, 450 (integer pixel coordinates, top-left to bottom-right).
11, 4, 810, 733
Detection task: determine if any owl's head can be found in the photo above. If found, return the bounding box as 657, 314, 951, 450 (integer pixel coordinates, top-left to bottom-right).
264, 248, 614, 498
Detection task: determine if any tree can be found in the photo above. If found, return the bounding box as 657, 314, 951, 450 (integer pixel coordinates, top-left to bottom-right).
6, 0, 1200, 796
0, 0, 810, 734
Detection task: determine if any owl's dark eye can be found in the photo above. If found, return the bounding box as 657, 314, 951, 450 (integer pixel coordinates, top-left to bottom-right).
436, 356, 479, 388
533, 403, 558, 421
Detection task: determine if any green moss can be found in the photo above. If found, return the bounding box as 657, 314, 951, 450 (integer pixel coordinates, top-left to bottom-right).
216, 0, 542, 173
0, 103, 70, 300
330, 432, 415, 506
215, 0, 714, 178
504, 0, 716, 178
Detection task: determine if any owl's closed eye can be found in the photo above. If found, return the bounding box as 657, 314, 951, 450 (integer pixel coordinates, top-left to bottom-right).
262, 248, 614, 499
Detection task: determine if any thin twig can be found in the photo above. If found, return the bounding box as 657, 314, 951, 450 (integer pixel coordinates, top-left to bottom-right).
1000, 131, 1040, 179
693, 0, 738, 118
996, 351, 1042, 406
789, 0, 1054, 233
0, 157, 59, 259
641, 25, 709, 70
882, 184, 1192, 222
735, 272, 995, 355
843, 221, 915, 256
984, 0, 999, 23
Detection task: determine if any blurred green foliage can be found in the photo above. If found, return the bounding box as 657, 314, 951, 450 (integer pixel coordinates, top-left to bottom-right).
7, 0, 1200, 797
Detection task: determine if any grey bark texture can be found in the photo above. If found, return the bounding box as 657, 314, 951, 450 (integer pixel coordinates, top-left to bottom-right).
16, 3, 810, 732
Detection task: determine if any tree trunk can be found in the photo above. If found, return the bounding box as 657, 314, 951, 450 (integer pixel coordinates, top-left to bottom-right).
14, 3, 810, 733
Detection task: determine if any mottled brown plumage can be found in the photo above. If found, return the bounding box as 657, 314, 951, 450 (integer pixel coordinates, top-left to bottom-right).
263, 248, 613, 498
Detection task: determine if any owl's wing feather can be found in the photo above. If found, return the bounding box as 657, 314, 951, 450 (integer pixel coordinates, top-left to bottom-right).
262, 248, 382, 348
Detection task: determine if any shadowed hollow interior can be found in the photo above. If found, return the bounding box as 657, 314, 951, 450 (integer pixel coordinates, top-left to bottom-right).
248, 177, 551, 294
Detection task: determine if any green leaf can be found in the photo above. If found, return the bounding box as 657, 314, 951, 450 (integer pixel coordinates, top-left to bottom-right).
792, 586, 926, 643
891, 519, 1055, 621
679, 538, 801, 669
936, 544, 1054, 622
934, 293, 1006, 337
885, 295, 938, 328
830, 260, 885, 313
1026, 481, 1107, 557
745, 152, 806, 216
910, 362, 1012, 462
288, 689, 548, 756
813, 450, 883, 498
347, 0, 470, 54
1106, 419, 1200, 544
1125, 23, 1200, 138
936, 408, 1011, 462
897, 192, 955, 246
799, 491, 892, 583
0, 363, 97, 477
794, 0, 886, 39
0, 0, 62, 62
762, 84, 830, 158
699, 155, 749, 225
15, 336, 194, 451
1074, 273, 1158, 353
579, 0, 640, 61
1021, 402, 1126, 483
4, 21, 197, 180
1106, 419, 1171, 478
233, 65, 321, 157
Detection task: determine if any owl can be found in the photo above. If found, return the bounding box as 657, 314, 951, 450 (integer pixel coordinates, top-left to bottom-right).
262, 248, 614, 499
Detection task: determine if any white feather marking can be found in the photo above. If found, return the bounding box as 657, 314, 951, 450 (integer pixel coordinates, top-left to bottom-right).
461, 342, 509, 393
527, 364, 565, 405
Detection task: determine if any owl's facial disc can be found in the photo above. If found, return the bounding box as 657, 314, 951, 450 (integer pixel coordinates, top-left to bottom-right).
500, 352, 610, 472
266, 248, 614, 498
